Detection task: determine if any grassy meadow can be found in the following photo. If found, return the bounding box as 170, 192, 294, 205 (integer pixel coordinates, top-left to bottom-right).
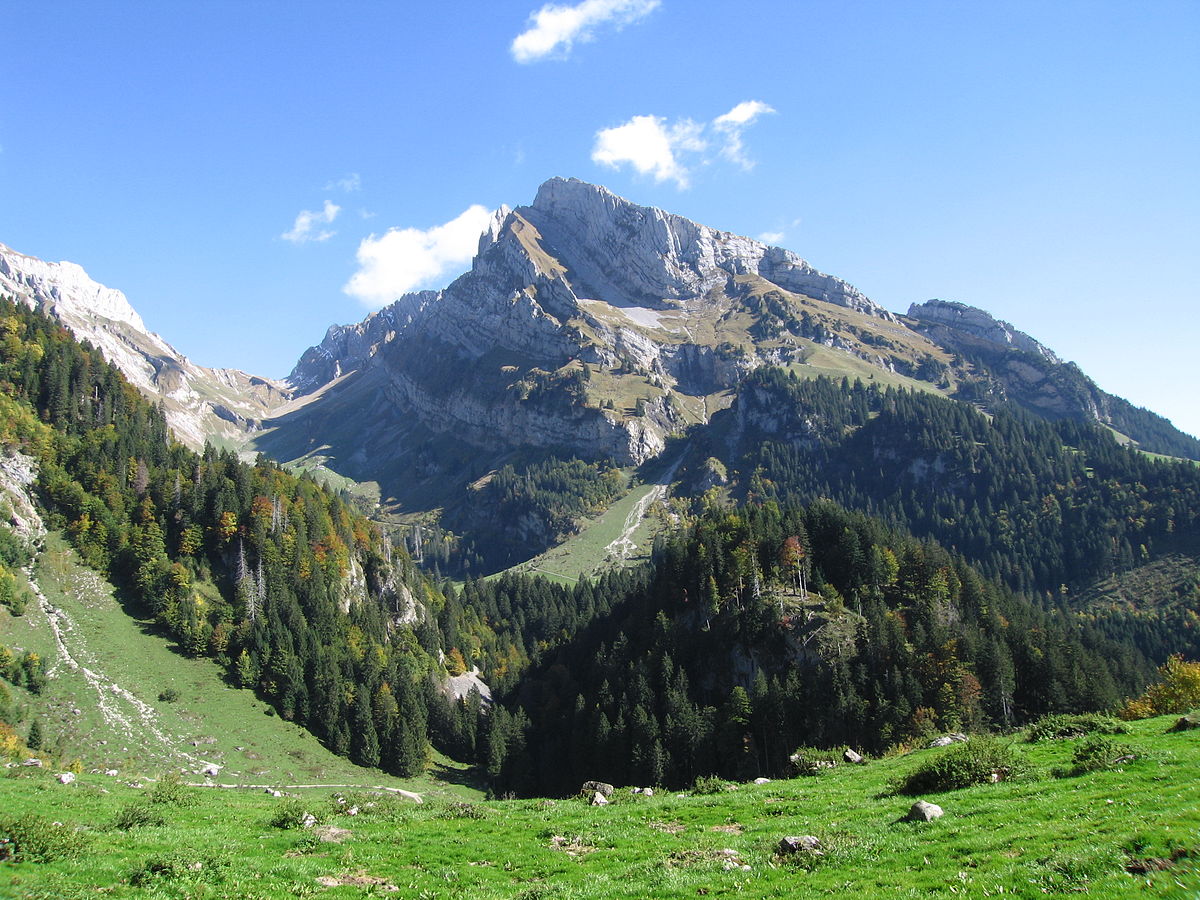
2, 715, 1197, 898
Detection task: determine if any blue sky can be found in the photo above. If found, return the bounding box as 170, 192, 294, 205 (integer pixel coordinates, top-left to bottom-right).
2, 0, 1197, 437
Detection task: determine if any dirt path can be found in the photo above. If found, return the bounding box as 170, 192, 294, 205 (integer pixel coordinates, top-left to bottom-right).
186, 781, 423, 802
605, 449, 687, 561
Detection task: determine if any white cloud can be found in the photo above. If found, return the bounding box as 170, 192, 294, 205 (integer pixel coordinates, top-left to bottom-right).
592, 99, 774, 188
326, 173, 362, 192
592, 115, 705, 188
512, 0, 659, 63
344, 204, 494, 307
757, 231, 785, 244
713, 100, 775, 170
281, 200, 340, 244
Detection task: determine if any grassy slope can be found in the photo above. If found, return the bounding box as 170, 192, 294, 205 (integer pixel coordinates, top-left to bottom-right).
2, 716, 1196, 898
1, 532, 472, 799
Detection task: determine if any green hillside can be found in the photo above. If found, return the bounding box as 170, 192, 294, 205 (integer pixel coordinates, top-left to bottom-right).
1, 715, 1196, 898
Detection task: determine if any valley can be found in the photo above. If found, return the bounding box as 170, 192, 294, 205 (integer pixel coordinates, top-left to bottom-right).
2, 178, 1199, 898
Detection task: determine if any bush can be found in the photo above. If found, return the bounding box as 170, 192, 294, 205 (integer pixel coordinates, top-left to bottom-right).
1027, 713, 1129, 742
157, 688, 180, 703
893, 737, 1020, 795
1059, 737, 1138, 776
0, 814, 86, 862
130, 852, 229, 887
113, 802, 167, 830
690, 775, 731, 795
267, 798, 317, 829
149, 772, 198, 807
789, 746, 841, 776
1120, 655, 1200, 720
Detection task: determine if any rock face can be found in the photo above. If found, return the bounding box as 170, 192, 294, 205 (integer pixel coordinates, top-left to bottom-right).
907, 299, 1058, 362
268, 178, 901, 512
0, 243, 294, 449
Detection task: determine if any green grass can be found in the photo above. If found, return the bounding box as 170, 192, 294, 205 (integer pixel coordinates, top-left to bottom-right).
2, 716, 1197, 898
1, 532, 475, 799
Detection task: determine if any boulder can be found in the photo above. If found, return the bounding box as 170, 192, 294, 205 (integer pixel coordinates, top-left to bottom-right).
201, 764, 221, 777
778, 835, 823, 855
57, 772, 76, 784
906, 800, 944, 822
642, 788, 654, 797
844, 748, 864, 764
590, 791, 609, 807
22, 758, 42, 767
581, 780, 614, 798
300, 812, 317, 828
753, 777, 771, 785
104, 769, 119, 777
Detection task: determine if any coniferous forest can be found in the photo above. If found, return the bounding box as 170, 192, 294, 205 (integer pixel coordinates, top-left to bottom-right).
2, 296, 1199, 798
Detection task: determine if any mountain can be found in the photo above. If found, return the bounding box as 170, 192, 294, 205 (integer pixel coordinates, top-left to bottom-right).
0, 242, 293, 449
4, 179, 1198, 579
907, 299, 1200, 459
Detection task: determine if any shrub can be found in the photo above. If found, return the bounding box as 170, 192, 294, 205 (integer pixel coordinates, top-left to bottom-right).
789, 746, 841, 776
1120, 655, 1200, 720
157, 688, 180, 703
267, 798, 317, 829
0, 814, 86, 862
149, 772, 198, 807
1059, 737, 1138, 776
893, 737, 1020, 795
1027, 713, 1129, 742
113, 802, 167, 830
690, 775, 731, 795
130, 852, 229, 887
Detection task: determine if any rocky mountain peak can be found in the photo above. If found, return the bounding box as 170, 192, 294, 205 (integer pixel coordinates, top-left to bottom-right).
0, 241, 292, 448
0, 242, 146, 332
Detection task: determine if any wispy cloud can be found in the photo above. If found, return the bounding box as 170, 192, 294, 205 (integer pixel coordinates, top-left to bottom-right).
592, 99, 774, 188
512, 0, 659, 63
325, 173, 362, 192
757, 231, 785, 244
713, 100, 775, 169
344, 204, 495, 307
281, 200, 340, 244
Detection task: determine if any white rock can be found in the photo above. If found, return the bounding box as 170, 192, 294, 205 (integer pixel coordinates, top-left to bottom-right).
57, 772, 76, 784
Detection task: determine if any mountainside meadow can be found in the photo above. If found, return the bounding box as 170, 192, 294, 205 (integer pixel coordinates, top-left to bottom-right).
1, 714, 1197, 898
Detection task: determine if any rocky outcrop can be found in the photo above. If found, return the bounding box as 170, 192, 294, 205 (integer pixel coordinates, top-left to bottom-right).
0, 242, 293, 449
906, 299, 1059, 362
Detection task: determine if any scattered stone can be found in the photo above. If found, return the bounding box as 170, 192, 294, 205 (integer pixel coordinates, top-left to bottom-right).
906, 800, 944, 822
719, 848, 751, 871
642, 787, 654, 797
844, 748, 865, 764
753, 777, 771, 785
347, 806, 360, 816
23, 758, 42, 767
590, 791, 609, 806
202, 764, 221, 777
315, 872, 397, 891
631, 787, 642, 794
313, 825, 352, 843
56, 772, 76, 785
778, 835, 823, 855
710, 824, 743, 834
581, 780, 614, 798
549, 834, 597, 856
104, 769, 118, 777
300, 812, 317, 828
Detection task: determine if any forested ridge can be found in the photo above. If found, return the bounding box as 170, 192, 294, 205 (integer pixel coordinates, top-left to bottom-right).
484, 502, 1153, 796
0, 297, 460, 774
718, 368, 1200, 596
